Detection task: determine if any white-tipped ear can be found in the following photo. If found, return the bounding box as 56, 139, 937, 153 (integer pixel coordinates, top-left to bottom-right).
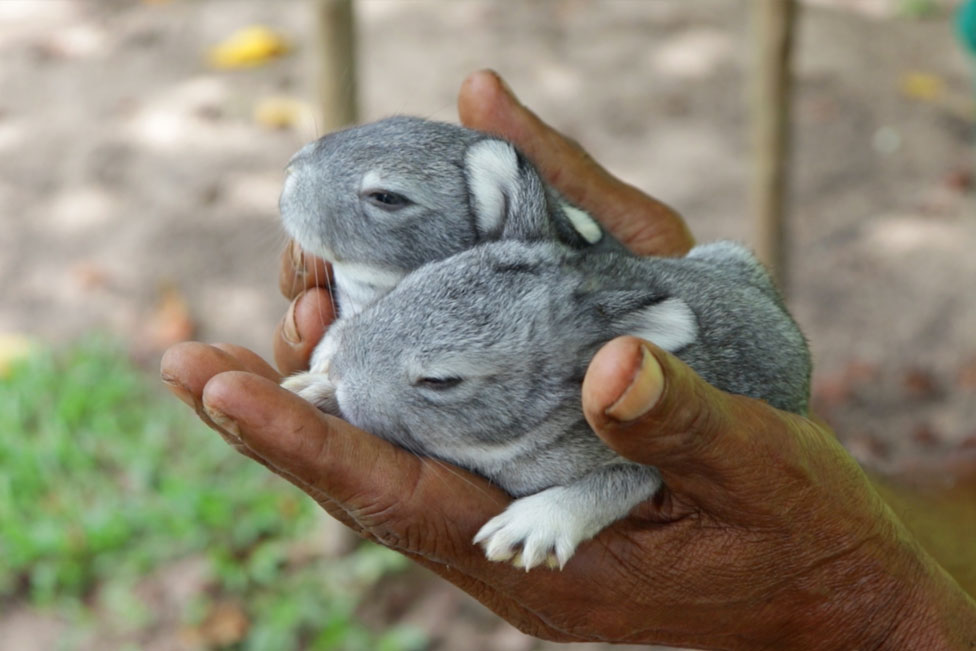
615, 297, 698, 352
560, 202, 603, 244
465, 139, 520, 238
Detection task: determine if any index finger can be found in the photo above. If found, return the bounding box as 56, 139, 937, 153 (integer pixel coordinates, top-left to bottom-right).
279, 239, 332, 300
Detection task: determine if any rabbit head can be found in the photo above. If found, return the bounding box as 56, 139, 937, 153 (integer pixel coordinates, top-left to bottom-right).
279, 116, 559, 276
309, 241, 698, 479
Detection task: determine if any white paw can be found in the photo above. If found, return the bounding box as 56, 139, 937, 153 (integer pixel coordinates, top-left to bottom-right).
473, 487, 597, 571
281, 372, 339, 414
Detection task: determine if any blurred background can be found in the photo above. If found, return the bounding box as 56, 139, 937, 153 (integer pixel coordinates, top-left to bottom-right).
0, 0, 974, 649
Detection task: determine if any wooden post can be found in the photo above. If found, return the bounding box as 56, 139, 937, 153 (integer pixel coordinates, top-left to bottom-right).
750, 0, 797, 293
315, 0, 359, 131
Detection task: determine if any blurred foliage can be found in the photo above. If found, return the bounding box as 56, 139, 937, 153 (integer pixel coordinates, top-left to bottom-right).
898, 0, 940, 18
0, 337, 424, 650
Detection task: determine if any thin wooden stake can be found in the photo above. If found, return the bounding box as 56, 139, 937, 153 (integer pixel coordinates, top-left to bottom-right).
315, 0, 359, 131
750, 0, 797, 293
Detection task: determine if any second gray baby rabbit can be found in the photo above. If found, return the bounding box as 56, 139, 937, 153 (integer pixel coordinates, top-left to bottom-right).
279, 115, 624, 316
284, 239, 811, 570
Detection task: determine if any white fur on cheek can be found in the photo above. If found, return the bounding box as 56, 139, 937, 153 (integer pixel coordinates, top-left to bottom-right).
465, 140, 519, 238
560, 203, 603, 244
619, 297, 698, 352
331, 262, 405, 315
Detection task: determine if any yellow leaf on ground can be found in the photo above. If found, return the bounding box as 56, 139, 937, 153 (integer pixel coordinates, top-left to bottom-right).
0, 333, 41, 379
253, 96, 314, 130
208, 25, 290, 70
899, 72, 945, 102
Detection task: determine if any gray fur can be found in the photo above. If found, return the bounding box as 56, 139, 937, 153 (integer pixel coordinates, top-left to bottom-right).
279, 115, 625, 316
283, 240, 811, 569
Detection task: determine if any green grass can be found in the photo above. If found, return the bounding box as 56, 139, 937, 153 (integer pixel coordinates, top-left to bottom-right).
0, 337, 425, 650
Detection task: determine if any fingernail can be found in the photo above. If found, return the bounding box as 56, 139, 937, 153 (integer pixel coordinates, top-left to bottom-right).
290, 240, 306, 274
281, 297, 302, 345
203, 403, 242, 442
606, 345, 664, 422
161, 376, 195, 409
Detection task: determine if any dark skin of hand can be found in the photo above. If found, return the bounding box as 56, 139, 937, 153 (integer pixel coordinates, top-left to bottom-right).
161, 70, 976, 650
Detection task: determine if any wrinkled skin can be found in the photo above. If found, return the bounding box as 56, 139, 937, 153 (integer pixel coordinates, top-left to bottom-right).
161, 70, 976, 649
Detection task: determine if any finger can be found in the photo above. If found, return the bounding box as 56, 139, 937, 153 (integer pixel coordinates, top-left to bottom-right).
160, 341, 279, 404
200, 371, 512, 567
581, 337, 791, 503
457, 69, 695, 256
211, 343, 282, 381
279, 239, 332, 300
199, 369, 636, 638
273, 288, 336, 376
159, 342, 272, 463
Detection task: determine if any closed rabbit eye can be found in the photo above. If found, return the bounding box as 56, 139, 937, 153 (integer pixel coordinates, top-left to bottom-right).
415, 376, 463, 390
365, 190, 411, 210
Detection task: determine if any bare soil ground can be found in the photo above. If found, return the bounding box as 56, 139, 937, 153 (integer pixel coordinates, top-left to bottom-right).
1, 1, 974, 649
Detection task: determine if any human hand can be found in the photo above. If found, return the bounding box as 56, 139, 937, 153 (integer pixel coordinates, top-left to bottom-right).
163, 69, 976, 647
160, 336, 975, 648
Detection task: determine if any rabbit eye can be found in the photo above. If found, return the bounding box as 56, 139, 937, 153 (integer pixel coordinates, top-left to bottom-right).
366, 191, 411, 209
416, 377, 463, 390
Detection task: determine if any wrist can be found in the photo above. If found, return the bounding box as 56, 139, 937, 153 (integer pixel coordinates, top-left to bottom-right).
881, 552, 976, 650
789, 518, 976, 650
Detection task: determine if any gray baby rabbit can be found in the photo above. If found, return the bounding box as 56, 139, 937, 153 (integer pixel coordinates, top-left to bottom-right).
279, 115, 625, 316
284, 239, 811, 570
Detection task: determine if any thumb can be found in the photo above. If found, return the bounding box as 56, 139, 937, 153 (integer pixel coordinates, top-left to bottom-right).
582, 337, 775, 500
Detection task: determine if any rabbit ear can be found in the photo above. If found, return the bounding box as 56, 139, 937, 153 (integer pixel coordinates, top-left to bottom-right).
465, 139, 551, 241
591, 290, 699, 353
465, 139, 520, 239
618, 297, 698, 352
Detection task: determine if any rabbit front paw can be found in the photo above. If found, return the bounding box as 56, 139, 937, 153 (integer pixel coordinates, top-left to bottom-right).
281, 372, 339, 414
473, 487, 598, 571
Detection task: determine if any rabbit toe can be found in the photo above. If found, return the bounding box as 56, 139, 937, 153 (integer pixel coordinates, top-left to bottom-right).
281, 372, 339, 414
473, 491, 590, 571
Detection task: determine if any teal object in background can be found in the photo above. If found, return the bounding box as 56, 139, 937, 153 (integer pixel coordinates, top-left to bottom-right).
958, 0, 976, 56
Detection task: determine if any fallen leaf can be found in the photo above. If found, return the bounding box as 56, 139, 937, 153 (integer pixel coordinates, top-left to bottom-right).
253, 95, 313, 130
901, 367, 941, 399
911, 423, 941, 447
899, 71, 945, 102
0, 333, 40, 379
208, 25, 290, 70
956, 356, 976, 390
943, 168, 973, 193
70, 261, 111, 291
197, 601, 249, 646
143, 283, 195, 351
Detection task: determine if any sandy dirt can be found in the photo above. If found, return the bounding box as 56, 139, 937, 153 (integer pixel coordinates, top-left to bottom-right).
1, 0, 974, 649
